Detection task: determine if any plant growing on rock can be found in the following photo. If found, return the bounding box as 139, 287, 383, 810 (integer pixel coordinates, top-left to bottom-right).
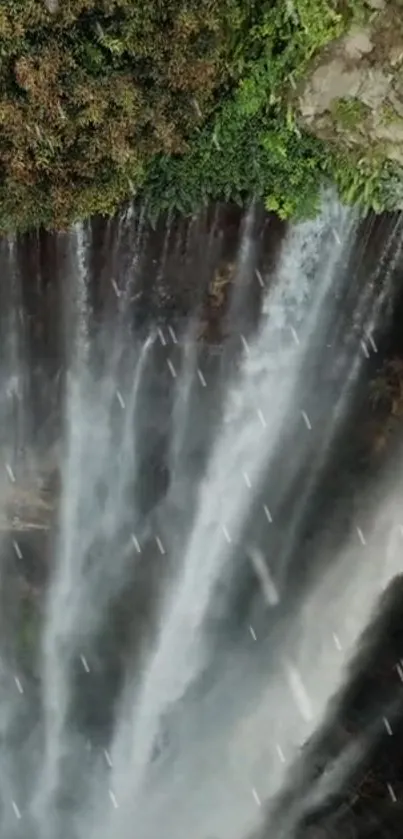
0, 0, 396, 231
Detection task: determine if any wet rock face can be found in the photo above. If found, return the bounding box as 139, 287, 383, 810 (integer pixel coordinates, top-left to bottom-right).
297, 1, 403, 169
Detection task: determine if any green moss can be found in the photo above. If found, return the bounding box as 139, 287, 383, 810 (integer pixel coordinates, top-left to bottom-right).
378, 102, 403, 127
0, 0, 398, 231
331, 97, 371, 130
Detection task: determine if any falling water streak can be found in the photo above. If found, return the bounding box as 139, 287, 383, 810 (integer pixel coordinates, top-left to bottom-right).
35, 419, 89, 830
34, 332, 157, 832
116, 205, 144, 311
35, 251, 154, 836
375, 214, 403, 279
154, 213, 173, 308
0, 560, 30, 837
374, 215, 403, 319
2, 200, 400, 839
277, 653, 403, 839
228, 481, 403, 839
274, 722, 383, 839
4, 238, 20, 380
0, 344, 33, 839
224, 199, 357, 578
273, 215, 402, 595
93, 196, 357, 833
276, 347, 364, 594
114, 213, 131, 313
167, 322, 201, 473
108, 215, 126, 305
39, 331, 156, 787
1, 237, 27, 466
358, 214, 403, 345
347, 213, 403, 348
236, 201, 257, 273
71, 222, 91, 367
93, 333, 156, 555
124, 203, 148, 304
301, 496, 403, 759
225, 201, 258, 326
248, 547, 279, 606
117, 202, 366, 839
185, 210, 208, 274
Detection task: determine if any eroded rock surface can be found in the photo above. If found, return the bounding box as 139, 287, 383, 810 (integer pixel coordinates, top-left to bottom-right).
44, 0, 59, 12
297, 1, 403, 167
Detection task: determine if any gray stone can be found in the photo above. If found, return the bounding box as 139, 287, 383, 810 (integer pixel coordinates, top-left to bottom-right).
295, 0, 403, 176
44, 0, 58, 11
389, 45, 403, 67
343, 27, 374, 60
388, 89, 403, 117
374, 119, 403, 142
358, 69, 392, 109
299, 60, 365, 118
385, 144, 403, 165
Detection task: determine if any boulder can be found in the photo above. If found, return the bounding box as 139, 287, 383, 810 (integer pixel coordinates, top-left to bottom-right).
296, 3, 403, 172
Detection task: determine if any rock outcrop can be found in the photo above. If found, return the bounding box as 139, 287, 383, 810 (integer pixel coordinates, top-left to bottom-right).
44, 0, 59, 12
296, 1, 403, 168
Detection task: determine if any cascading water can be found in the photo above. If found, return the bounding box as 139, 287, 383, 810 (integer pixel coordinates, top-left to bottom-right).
0, 194, 402, 839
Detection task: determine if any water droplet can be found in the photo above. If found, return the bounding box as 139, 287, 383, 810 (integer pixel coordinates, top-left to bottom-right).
80, 655, 90, 674
167, 359, 177, 379
5, 464, 15, 483
249, 625, 257, 641
387, 782, 397, 802
221, 525, 231, 544
14, 676, 23, 695
131, 533, 141, 553
109, 789, 119, 809
11, 801, 21, 820
252, 788, 261, 807
333, 633, 342, 652
116, 390, 125, 409
197, 369, 207, 387
356, 527, 366, 546
13, 541, 22, 560
301, 411, 311, 431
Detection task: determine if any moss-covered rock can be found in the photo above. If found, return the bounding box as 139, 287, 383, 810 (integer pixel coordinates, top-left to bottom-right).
296, 1, 403, 204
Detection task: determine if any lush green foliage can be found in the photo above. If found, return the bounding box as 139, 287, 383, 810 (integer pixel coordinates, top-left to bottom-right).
0, 0, 397, 230
331, 97, 370, 130
0, 0, 240, 228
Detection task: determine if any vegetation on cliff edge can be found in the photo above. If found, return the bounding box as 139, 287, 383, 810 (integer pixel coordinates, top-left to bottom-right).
0, 0, 398, 231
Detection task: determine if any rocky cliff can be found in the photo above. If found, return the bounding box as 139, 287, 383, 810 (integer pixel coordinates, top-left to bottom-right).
297, 0, 403, 203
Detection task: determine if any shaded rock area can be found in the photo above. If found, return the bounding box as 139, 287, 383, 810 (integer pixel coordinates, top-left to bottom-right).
294, 577, 403, 839
297, 0, 403, 182
247, 576, 403, 839
1, 475, 56, 534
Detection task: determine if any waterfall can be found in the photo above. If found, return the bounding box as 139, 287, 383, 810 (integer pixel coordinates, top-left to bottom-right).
0, 196, 401, 839
103, 198, 357, 823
